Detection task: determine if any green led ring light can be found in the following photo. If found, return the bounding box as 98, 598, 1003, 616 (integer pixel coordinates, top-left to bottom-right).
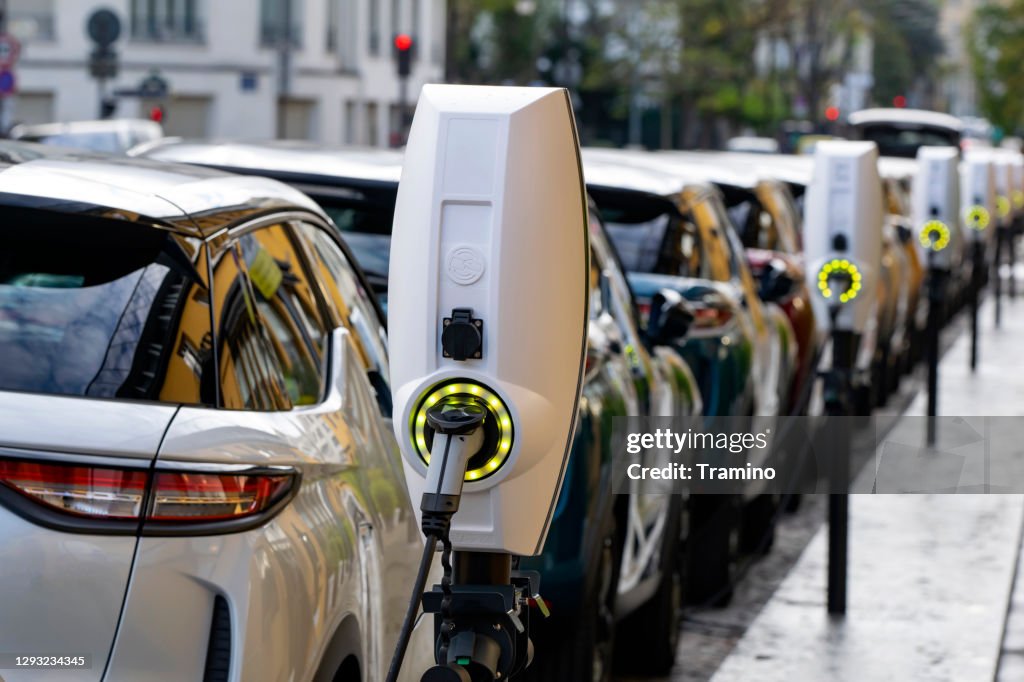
966, 205, 990, 231
997, 195, 1011, 219
919, 220, 951, 252
817, 259, 863, 304
411, 380, 513, 481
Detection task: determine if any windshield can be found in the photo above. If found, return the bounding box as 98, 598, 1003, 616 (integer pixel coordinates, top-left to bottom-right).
857, 124, 960, 159
22, 132, 125, 154
591, 188, 707, 279
311, 184, 396, 299
0, 207, 212, 404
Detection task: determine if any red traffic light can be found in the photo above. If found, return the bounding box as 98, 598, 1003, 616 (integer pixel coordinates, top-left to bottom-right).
893, 95, 907, 108
394, 33, 413, 52
825, 106, 840, 122
149, 105, 164, 123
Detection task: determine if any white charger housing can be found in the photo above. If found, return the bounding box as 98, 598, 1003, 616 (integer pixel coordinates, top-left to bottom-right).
388, 84, 589, 556
803, 141, 883, 334
912, 146, 960, 269
960, 151, 997, 244
993, 150, 1016, 228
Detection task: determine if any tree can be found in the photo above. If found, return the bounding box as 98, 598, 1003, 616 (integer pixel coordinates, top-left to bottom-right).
968, 1, 1024, 134
867, 0, 943, 106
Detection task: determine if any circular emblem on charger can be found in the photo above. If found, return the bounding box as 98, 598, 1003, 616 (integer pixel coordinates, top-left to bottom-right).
447, 246, 485, 285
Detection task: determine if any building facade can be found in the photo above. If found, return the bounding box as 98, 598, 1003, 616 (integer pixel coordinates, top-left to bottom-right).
937, 0, 978, 118
7, 0, 446, 145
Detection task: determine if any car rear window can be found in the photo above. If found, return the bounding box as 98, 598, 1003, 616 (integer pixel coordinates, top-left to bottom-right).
856, 124, 960, 159
0, 207, 213, 404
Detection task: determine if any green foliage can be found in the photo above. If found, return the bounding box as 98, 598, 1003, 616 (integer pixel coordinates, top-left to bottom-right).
969, 1, 1024, 134
867, 0, 943, 105
444, 0, 947, 144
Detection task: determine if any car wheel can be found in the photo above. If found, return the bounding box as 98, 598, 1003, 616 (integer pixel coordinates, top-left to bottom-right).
685, 495, 738, 607
613, 504, 684, 677
524, 527, 617, 682
740, 493, 778, 555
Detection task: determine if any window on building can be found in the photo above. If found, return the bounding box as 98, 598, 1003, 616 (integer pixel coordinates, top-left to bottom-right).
366, 102, 379, 146
8, 0, 55, 41
130, 0, 205, 42
260, 0, 303, 47
344, 100, 358, 144
329, 0, 358, 68
368, 0, 381, 55
431, 0, 445, 65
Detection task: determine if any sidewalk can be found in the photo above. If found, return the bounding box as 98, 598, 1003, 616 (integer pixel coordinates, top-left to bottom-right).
711, 286, 1024, 682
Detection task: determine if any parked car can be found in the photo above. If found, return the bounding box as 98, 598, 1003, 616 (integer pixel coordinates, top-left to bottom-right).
737, 152, 910, 411
10, 119, 163, 154
652, 150, 819, 416
848, 108, 963, 158
878, 157, 930, 371
135, 138, 703, 680
0, 141, 429, 681
583, 148, 795, 422
580, 149, 789, 595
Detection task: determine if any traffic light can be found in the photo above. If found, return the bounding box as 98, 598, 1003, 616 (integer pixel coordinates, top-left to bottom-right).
825, 106, 840, 122
100, 97, 117, 119
893, 95, 907, 108
148, 105, 164, 123
394, 33, 413, 78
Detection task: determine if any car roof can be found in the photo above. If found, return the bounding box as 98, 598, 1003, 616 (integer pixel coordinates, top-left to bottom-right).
581, 148, 716, 197
133, 139, 406, 185
877, 156, 919, 180
11, 118, 163, 137
0, 140, 324, 237
848, 108, 963, 132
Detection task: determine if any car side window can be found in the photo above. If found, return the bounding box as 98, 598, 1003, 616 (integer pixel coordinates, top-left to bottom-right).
211, 223, 330, 410
297, 222, 393, 417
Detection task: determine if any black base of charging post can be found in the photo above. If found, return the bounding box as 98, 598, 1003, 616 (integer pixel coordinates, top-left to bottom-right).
926, 263, 946, 447
420, 552, 537, 682
825, 329, 856, 616
995, 227, 1005, 328
1010, 222, 1018, 300
970, 241, 984, 372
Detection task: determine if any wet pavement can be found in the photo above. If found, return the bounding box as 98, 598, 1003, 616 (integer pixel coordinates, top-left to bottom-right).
652, 274, 1024, 681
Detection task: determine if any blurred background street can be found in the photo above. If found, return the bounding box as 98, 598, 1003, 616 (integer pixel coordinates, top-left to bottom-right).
0, 0, 1022, 149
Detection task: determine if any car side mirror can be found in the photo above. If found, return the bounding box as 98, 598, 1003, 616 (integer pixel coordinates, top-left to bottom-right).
647, 288, 695, 346
758, 259, 798, 303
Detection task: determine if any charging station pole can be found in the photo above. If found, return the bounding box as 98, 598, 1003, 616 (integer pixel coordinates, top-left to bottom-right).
970, 240, 984, 371
994, 226, 1004, 328
826, 326, 854, 616
925, 249, 943, 446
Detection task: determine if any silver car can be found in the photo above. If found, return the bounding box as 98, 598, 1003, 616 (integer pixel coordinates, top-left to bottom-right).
0, 142, 429, 681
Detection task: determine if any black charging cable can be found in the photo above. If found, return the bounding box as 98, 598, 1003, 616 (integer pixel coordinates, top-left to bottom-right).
385, 404, 487, 682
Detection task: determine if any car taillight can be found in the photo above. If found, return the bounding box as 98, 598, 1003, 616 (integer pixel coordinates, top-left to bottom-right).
0, 459, 148, 519
0, 457, 297, 533
692, 306, 734, 329
636, 301, 652, 325
149, 472, 292, 522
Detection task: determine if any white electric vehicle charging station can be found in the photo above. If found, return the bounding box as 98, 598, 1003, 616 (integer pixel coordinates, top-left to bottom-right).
991, 149, 1018, 326
912, 147, 960, 271
802, 140, 884, 614
911, 146, 961, 445
804, 141, 883, 362
385, 84, 589, 682
961, 150, 998, 370
962, 150, 998, 246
